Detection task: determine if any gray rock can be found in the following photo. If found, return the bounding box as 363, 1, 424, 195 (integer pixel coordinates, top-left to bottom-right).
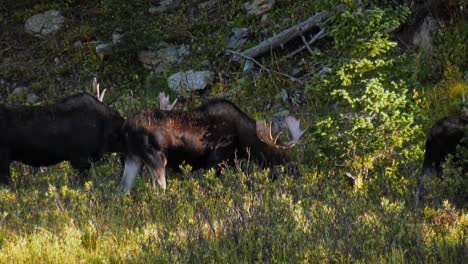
149, 0, 183, 13
413, 16, 439, 52
25, 10, 65, 36
168, 70, 213, 92
199, 0, 218, 10
227, 28, 249, 48
270, 110, 290, 136
138, 43, 191, 73
27, 93, 40, 104
73, 40, 83, 48
112, 28, 124, 45
13, 86, 28, 94
243, 0, 275, 16
96, 43, 113, 56
243, 60, 255, 72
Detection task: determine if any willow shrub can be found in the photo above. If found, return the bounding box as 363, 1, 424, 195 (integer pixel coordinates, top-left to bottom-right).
305, 2, 421, 197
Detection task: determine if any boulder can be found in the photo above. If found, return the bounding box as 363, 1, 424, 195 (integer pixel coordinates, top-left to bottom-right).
25, 10, 65, 36
168, 70, 213, 92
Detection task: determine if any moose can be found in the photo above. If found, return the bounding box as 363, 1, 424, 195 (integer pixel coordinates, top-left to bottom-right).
422, 114, 468, 175
0, 79, 125, 184
415, 114, 468, 208
119, 95, 305, 192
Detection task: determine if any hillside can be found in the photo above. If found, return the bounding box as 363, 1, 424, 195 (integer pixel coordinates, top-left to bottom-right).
0, 0, 467, 262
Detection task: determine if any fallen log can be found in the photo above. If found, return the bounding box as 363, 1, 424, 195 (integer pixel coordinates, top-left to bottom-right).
233, 9, 335, 61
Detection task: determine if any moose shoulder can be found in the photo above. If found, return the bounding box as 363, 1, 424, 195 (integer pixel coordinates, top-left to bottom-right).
0, 92, 125, 184
119, 98, 305, 192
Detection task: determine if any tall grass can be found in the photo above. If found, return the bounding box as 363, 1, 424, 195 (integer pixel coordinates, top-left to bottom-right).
0, 161, 466, 263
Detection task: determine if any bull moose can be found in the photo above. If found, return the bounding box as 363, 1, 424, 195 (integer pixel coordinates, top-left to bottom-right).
119, 96, 305, 192
0, 80, 124, 184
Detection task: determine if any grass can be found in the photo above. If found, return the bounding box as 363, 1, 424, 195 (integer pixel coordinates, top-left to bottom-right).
0, 160, 466, 263
0, 0, 467, 262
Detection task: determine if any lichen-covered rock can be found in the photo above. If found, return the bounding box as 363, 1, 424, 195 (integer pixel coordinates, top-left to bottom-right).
25, 10, 65, 36
12, 86, 28, 94
243, 0, 275, 16
149, 0, 183, 14
168, 70, 213, 92
138, 43, 191, 73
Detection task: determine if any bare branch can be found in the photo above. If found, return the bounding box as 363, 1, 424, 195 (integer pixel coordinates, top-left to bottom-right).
287, 29, 328, 58
227, 49, 303, 84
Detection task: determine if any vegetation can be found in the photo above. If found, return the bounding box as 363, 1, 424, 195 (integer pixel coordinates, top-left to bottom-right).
0, 0, 467, 262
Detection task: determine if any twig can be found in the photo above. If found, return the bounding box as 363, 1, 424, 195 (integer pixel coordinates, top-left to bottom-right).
300, 35, 315, 55
227, 49, 303, 84
286, 29, 328, 58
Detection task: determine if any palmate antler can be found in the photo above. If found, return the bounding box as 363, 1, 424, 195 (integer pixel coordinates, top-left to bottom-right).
256, 116, 306, 149
92, 77, 107, 102
159, 92, 178, 110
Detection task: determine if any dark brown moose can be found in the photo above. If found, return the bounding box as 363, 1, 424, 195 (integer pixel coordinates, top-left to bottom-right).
415, 114, 468, 208
0, 80, 124, 184
422, 114, 468, 175
119, 96, 305, 192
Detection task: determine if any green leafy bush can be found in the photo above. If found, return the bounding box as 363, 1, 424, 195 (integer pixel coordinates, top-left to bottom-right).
306, 3, 419, 192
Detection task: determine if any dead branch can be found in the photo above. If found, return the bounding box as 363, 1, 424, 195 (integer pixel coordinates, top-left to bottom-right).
287, 29, 328, 58
226, 50, 303, 84
233, 9, 335, 61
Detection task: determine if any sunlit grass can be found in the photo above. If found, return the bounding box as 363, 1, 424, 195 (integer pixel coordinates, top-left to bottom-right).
0, 161, 466, 263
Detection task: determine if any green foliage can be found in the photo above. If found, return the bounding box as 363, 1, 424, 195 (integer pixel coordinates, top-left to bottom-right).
306, 2, 419, 190
1, 0, 467, 262
331, 7, 408, 59
422, 66, 468, 125
435, 20, 468, 73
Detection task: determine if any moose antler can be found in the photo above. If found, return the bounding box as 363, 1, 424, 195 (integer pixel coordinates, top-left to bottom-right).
256, 116, 306, 149
284, 116, 306, 145
92, 77, 107, 102
159, 92, 178, 110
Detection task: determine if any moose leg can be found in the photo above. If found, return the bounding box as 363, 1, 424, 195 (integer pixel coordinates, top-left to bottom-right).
206, 146, 235, 173
119, 155, 142, 193
143, 150, 167, 190
70, 158, 91, 182
0, 149, 11, 185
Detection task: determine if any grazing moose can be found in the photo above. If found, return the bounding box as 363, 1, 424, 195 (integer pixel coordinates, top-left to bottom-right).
0, 79, 125, 184
422, 114, 468, 175
119, 96, 305, 192
415, 114, 468, 208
